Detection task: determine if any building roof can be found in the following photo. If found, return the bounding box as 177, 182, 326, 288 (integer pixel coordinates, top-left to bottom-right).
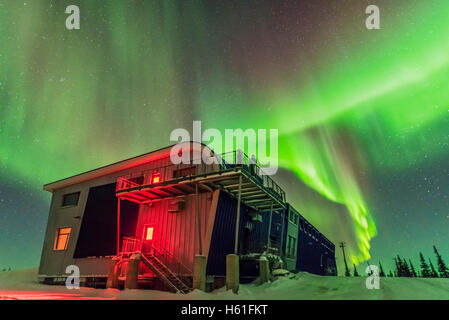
43, 142, 210, 192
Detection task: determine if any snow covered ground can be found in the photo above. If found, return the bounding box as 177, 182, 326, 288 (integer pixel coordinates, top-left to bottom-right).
0, 268, 448, 300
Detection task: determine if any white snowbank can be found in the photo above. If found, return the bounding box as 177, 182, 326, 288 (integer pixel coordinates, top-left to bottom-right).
0, 268, 448, 300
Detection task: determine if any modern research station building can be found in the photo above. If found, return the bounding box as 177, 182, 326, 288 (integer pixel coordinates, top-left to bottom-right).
38, 142, 337, 292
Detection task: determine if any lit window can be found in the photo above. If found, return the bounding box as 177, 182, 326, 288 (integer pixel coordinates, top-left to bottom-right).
62, 192, 80, 207
145, 226, 154, 240
152, 171, 161, 184
54, 227, 71, 250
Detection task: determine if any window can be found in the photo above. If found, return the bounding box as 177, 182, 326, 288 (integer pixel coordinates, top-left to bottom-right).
54, 227, 71, 250
294, 213, 299, 226
289, 211, 294, 223
145, 226, 154, 240
62, 192, 80, 207
151, 171, 161, 184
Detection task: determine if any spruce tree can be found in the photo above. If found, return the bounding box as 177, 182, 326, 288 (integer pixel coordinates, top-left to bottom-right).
433, 246, 449, 278
353, 264, 359, 277
409, 259, 417, 277
419, 252, 431, 277
396, 255, 410, 277
378, 262, 386, 277
394, 257, 401, 277
401, 257, 411, 277
429, 259, 439, 278
388, 270, 394, 277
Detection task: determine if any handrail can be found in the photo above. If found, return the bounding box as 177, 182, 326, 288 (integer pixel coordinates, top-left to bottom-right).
121, 237, 192, 276
142, 240, 192, 276
121, 237, 142, 254
116, 150, 286, 203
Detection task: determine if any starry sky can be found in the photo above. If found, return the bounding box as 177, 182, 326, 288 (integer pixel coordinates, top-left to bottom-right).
0, 0, 448, 275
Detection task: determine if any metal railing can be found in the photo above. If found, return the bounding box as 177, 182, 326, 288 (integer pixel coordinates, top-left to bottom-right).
116, 150, 286, 203
121, 237, 142, 254
141, 241, 192, 277
120, 237, 192, 276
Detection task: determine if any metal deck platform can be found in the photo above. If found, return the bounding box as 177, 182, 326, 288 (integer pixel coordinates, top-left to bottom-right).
116, 162, 286, 211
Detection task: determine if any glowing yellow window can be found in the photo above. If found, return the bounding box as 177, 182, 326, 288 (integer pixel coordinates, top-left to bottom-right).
54, 227, 71, 250
145, 226, 154, 240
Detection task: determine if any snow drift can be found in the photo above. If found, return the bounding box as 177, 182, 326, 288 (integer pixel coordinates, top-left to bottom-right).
0, 268, 448, 300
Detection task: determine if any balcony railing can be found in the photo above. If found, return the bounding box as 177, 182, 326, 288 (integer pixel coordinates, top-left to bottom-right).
116, 150, 286, 203
121, 236, 142, 254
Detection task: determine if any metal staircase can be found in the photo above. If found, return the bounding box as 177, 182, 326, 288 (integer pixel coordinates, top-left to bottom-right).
140, 253, 192, 294
120, 237, 193, 293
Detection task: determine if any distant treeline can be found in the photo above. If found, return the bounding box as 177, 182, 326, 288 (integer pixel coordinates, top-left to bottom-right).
349, 246, 449, 278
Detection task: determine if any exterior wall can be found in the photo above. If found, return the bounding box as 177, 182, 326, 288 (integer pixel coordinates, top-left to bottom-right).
206, 191, 251, 276
39, 144, 337, 280
134, 191, 218, 272
39, 154, 189, 277
295, 211, 337, 275
284, 206, 300, 271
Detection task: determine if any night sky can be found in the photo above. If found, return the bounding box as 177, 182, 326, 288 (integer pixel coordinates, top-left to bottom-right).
0, 0, 448, 275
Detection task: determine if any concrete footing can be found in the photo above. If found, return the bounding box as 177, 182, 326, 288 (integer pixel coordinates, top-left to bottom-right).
259, 258, 270, 283
106, 256, 121, 288
125, 252, 141, 289
226, 254, 239, 293
193, 255, 207, 291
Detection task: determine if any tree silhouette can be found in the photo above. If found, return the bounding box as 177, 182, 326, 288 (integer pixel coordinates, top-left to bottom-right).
433, 246, 449, 278
353, 264, 359, 277
395, 255, 411, 277
401, 257, 411, 277
429, 259, 439, 278
378, 262, 386, 277
419, 252, 431, 277
409, 259, 417, 277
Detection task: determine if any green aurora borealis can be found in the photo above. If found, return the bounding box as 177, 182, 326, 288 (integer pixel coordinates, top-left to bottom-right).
0, 0, 448, 271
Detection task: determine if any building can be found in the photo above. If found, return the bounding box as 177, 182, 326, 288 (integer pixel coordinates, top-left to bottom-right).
38, 142, 337, 292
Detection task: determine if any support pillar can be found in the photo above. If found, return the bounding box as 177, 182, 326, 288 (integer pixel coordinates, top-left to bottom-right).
196, 183, 203, 255
117, 198, 121, 256
234, 174, 243, 254
267, 202, 273, 248
226, 254, 239, 293
259, 258, 270, 284
125, 252, 141, 289
106, 256, 121, 289
193, 255, 207, 291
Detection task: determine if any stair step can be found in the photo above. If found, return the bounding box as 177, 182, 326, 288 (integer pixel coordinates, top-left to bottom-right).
139, 252, 191, 294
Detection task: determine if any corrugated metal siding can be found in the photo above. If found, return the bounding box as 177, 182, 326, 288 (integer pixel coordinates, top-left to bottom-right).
136, 192, 213, 272
240, 211, 269, 253
206, 191, 250, 276
293, 205, 337, 275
